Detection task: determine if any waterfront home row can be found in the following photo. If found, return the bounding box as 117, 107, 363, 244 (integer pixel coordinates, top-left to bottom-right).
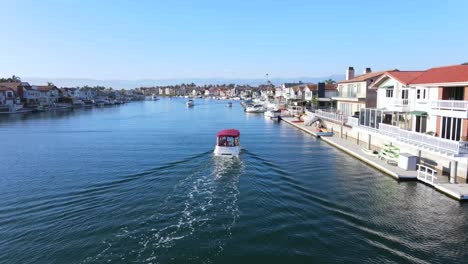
0, 82, 144, 113
274, 83, 338, 108
334, 64, 468, 142
314, 63, 468, 181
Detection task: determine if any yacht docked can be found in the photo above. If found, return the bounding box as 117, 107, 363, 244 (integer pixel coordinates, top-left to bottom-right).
245, 104, 266, 113
214, 129, 241, 156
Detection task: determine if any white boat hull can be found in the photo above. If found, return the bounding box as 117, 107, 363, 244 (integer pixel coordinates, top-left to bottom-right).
245, 106, 266, 113
214, 146, 240, 156
264, 110, 281, 118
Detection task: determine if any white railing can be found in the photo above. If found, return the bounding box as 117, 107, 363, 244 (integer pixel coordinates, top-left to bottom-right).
388, 98, 410, 106
374, 123, 468, 155
346, 116, 359, 127
417, 164, 437, 185
378, 123, 400, 137
430, 100, 468, 110
315, 110, 345, 124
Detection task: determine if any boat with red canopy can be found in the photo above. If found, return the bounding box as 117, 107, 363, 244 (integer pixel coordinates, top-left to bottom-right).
214, 129, 241, 156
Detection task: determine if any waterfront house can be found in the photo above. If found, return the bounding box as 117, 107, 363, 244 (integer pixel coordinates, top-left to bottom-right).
78, 87, 97, 100
0, 81, 31, 99
275, 86, 284, 103
304, 83, 338, 109
60, 87, 80, 98
23, 86, 42, 106
281, 83, 302, 102
304, 84, 316, 101
369, 64, 468, 142
32, 85, 62, 106
0, 86, 21, 112
164, 87, 174, 96
229, 87, 238, 97
219, 89, 228, 97
333, 67, 388, 116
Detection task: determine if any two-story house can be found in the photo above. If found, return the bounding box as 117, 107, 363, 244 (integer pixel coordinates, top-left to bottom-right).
304, 83, 338, 109
0, 86, 23, 112
364, 64, 468, 157
33, 85, 62, 106
334, 67, 388, 116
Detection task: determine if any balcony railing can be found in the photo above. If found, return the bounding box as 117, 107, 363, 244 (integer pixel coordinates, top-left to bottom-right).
337, 92, 357, 98
430, 100, 468, 110
388, 98, 409, 106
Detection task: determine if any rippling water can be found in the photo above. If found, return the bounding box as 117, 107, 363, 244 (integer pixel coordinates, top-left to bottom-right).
1, 99, 468, 263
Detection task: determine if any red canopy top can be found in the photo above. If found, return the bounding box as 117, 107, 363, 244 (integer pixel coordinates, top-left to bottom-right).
216, 129, 240, 137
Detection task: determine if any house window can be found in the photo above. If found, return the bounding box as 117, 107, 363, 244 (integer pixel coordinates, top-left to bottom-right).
386, 89, 394, 98
441, 117, 462, 141
417, 89, 420, 99
341, 103, 353, 116
401, 90, 408, 99
347, 84, 354, 97
415, 116, 427, 133
359, 108, 383, 129
357, 83, 361, 94
443, 86, 464, 100
423, 89, 426, 99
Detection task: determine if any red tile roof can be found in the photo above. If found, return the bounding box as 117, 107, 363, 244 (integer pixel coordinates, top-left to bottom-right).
35, 85, 57, 91
0, 82, 20, 92
386, 71, 425, 85
306, 84, 317, 90
410, 64, 468, 84
0, 86, 15, 92
371, 70, 425, 88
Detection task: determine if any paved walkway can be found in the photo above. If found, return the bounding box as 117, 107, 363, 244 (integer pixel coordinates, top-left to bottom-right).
281, 117, 468, 201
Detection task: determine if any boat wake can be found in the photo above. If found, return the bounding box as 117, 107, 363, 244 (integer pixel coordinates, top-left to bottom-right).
82, 152, 244, 263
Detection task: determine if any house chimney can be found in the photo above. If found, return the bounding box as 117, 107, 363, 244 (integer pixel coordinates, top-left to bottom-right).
363, 67, 372, 74
346, 67, 355, 80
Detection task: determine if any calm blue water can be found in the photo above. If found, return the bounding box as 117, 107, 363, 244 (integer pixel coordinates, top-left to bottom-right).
1, 99, 468, 263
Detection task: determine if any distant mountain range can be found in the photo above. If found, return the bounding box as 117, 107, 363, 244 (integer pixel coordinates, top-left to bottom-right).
22, 75, 345, 89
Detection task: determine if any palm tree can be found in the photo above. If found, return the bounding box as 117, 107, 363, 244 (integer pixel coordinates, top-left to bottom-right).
11, 75, 21, 82
324, 79, 336, 85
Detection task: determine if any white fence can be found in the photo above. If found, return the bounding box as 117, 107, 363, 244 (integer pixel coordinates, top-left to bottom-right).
314, 110, 345, 124
417, 164, 437, 185
372, 123, 468, 155
312, 109, 468, 155
345, 116, 359, 127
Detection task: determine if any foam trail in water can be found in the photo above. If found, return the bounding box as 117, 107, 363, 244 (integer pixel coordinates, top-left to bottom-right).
82, 152, 244, 263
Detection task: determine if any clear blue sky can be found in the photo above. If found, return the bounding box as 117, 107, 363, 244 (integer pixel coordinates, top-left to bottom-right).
1, 0, 468, 80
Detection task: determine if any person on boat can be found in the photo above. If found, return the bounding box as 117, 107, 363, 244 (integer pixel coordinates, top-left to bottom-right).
234, 138, 239, 146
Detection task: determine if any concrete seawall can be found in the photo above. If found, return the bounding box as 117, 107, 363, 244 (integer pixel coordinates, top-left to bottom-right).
280, 116, 468, 201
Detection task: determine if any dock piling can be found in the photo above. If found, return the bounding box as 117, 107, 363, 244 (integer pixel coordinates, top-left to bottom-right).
450, 161, 458, 184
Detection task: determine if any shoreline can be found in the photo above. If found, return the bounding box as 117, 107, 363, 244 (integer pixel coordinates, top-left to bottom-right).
280, 116, 468, 201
